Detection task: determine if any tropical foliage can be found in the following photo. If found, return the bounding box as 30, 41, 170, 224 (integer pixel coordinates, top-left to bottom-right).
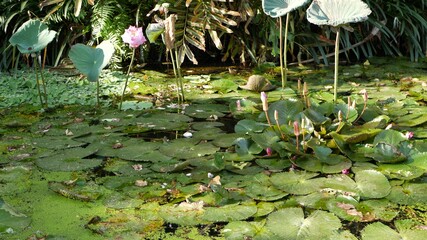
1, 0, 427, 69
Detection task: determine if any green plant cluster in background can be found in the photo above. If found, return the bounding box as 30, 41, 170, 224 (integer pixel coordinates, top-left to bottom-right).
2, 0, 427, 72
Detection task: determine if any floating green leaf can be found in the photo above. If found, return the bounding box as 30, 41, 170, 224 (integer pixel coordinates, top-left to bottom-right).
355, 170, 391, 199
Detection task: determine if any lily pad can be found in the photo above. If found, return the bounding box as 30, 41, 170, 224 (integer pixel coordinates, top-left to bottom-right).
0, 198, 31, 234
361, 221, 427, 240
355, 170, 391, 199
265, 208, 343, 240
35, 147, 101, 171
159, 139, 220, 159
387, 183, 427, 205
212, 133, 247, 148
201, 204, 257, 222
270, 171, 322, 195
184, 103, 228, 119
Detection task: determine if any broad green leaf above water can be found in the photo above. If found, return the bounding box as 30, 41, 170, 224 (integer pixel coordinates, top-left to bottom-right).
306, 0, 371, 27
262, 0, 311, 18
68, 40, 114, 82
9, 19, 57, 54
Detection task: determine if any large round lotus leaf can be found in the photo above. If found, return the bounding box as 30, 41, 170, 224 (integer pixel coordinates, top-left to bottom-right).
266, 99, 304, 125
201, 205, 257, 222
303, 107, 331, 126
373, 129, 407, 145
192, 128, 224, 140
395, 112, 427, 127
103, 192, 145, 209
32, 136, 86, 150
387, 183, 427, 205
355, 170, 391, 199
132, 112, 192, 131
191, 121, 224, 130
9, 19, 57, 54
114, 142, 163, 161
377, 163, 424, 180
321, 174, 358, 194
358, 199, 398, 222
326, 197, 363, 222
212, 133, 247, 148
334, 103, 358, 123
250, 131, 281, 150
296, 155, 352, 173
294, 192, 334, 209
245, 183, 288, 201
362, 115, 391, 129
368, 143, 407, 163
262, 0, 311, 18
338, 128, 382, 144
266, 208, 342, 240
227, 165, 265, 175
0, 199, 31, 234
234, 119, 266, 134
68, 40, 114, 82
188, 155, 225, 172
159, 204, 207, 226
48, 181, 102, 201
307, 0, 371, 27
222, 221, 257, 240
407, 152, 427, 170
184, 104, 228, 119
150, 159, 191, 173
254, 202, 276, 217
222, 152, 256, 163
36, 157, 103, 172
255, 158, 292, 171
0, 166, 31, 195
210, 79, 238, 93
36, 146, 100, 171
270, 171, 323, 195
159, 139, 219, 159
229, 98, 259, 119
234, 137, 263, 155
103, 159, 151, 175
361, 222, 402, 240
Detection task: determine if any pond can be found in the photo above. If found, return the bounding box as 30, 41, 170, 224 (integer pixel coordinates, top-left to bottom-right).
1, 57, 427, 239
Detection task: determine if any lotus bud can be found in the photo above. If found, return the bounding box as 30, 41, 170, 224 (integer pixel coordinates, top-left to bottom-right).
405, 132, 414, 139
266, 147, 273, 156
341, 169, 350, 175
260, 92, 268, 111
352, 100, 356, 109
274, 110, 279, 123
363, 90, 368, 102
293, 121, 300, 136
236, 100, 242, 111
338, 110, 343, 122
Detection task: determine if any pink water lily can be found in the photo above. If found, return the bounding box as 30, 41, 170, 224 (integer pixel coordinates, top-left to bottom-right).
122, 26, 146, 48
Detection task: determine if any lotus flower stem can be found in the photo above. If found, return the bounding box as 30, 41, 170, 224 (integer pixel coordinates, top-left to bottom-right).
279, 17, 285, 89
119, 48, 136, 110
283, 13, 289, 88
175, 50, 185, 102
354, 90, 368, 123
333, 28, 340, 102
279, 14, 290, 89
33, 55, 48, 108
274, 110, 285, 140
169, 49, 184, 103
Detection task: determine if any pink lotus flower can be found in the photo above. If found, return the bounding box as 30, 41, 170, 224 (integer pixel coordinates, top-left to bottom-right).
266, 147, 273, 156
122, 26, 146, 48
